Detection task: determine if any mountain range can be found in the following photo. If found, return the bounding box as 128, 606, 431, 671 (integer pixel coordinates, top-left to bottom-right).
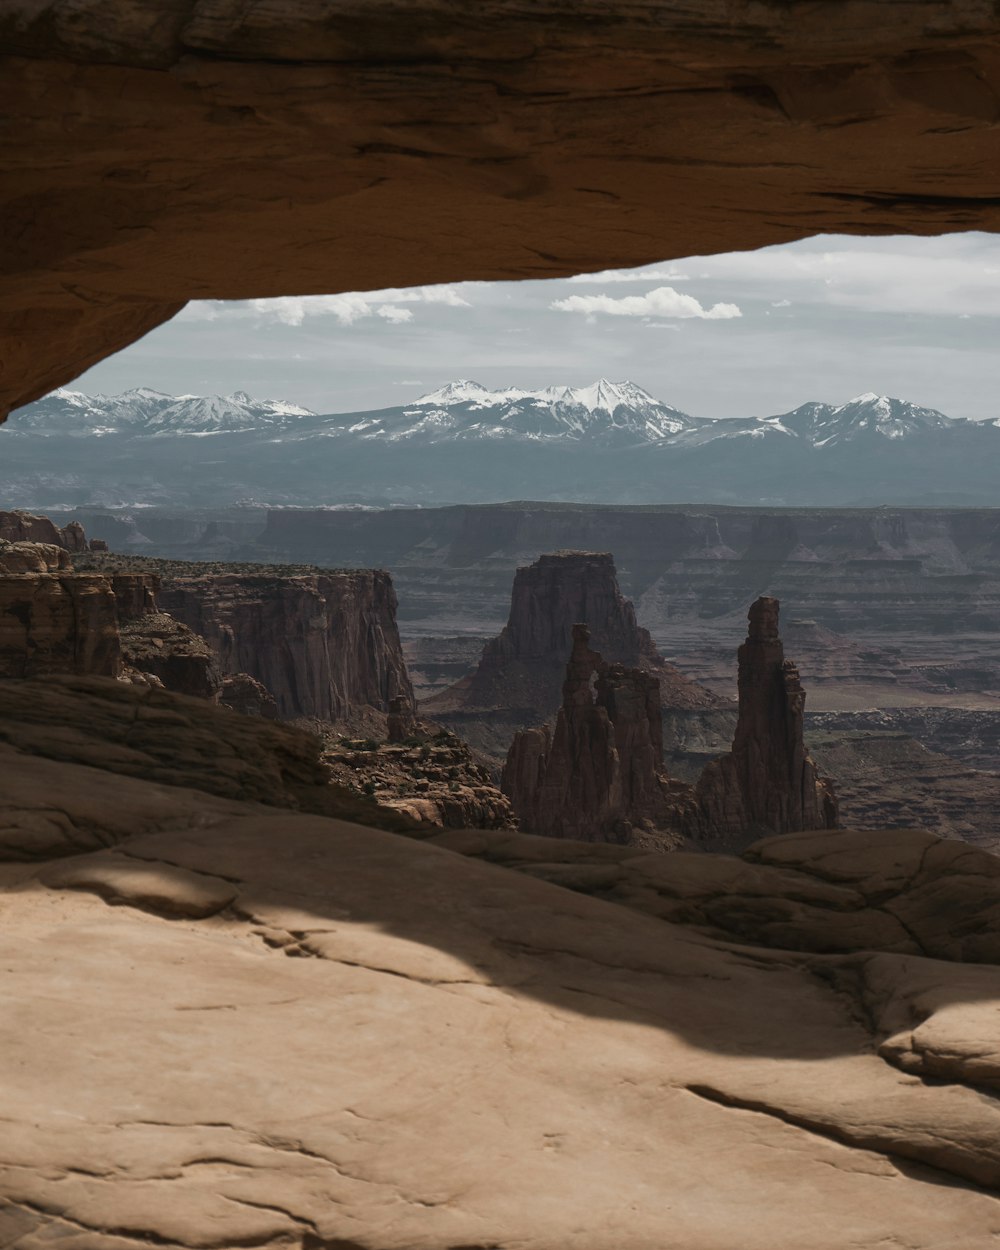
4, 380, 1000, 508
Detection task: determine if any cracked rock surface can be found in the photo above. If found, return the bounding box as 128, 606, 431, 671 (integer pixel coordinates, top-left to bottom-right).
5, 755, 1000, 1244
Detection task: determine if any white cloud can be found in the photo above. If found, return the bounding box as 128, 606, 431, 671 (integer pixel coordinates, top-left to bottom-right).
376, 305, 413, 324
771, 298, 791, 308
181, 283, 473, 328
551, 286, 741, 320
684, 233, 1000, 318
567, 266, 690, 283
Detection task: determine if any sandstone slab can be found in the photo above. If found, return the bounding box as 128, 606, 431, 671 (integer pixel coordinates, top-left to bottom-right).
6, 802, 1000, 1246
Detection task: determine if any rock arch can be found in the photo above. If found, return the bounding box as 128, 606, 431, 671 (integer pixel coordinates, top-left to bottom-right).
4, 1, 1000, 414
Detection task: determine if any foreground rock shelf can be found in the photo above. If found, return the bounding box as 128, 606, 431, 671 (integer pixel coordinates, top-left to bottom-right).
5, 730, 1000, 1245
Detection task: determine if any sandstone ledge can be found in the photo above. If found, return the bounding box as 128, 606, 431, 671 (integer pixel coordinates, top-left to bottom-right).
5, 751, 1000, 1244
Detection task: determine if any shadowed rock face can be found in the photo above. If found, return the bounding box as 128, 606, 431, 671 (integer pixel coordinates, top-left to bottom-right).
159, 569, 414, 721
0, 571, 121, 679
697, 597, 838, 844
6, 4, 1000, 412
502, 623, 701, 847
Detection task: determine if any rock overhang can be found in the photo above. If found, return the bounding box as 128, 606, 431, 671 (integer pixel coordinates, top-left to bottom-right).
4, 1, 1000, 413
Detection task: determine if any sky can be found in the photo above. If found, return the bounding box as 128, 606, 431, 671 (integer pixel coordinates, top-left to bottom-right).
71, 231, 1000, 421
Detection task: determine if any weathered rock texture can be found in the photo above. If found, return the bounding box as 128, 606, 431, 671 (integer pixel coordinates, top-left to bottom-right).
120, 611, 222, 700
6, 771, 1000, 1245
0, 510, 85, 551
109, 570, 160, 621
0, 540, 69, 574
503, 624, 700, 848
697, 597, 838, 843
506, 600, 837, 850
320, 723, 515, 831
219, 672, 278, 719
0, 571, 121, 679
6, 5, 1000, 413
157, 568, 413, 720
0, 674, 419, 835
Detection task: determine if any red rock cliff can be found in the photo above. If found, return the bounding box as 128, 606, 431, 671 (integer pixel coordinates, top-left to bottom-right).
0, 570, 121, 679
0, 510, 86, 552
159, 570, 413, 721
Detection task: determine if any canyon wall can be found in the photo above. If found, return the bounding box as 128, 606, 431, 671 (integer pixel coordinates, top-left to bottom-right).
159, 570, 414, 721
0, 570, 121, 680
237, 503, 1000, 641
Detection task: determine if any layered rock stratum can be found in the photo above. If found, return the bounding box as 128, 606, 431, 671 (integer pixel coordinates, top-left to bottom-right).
155, 566, 414, 721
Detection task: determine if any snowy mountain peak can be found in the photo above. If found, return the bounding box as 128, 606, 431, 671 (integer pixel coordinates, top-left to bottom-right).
842, 392, 886, 407
416, 378, 669, 415
416, 380, 493, 405
10, 387, 315, 437
394, 379, 691, 445
780, 393, 955, 447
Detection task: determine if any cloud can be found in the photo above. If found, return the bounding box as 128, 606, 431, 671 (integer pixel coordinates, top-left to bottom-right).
551, 286, 742, 320
682, 233, 1000, 318
567, 266, 691, 283
376, 305, 413, 324
771, 298, 791, 308
181, 283, 473, 328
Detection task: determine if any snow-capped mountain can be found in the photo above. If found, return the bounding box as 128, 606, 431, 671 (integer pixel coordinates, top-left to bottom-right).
11, 387, 314, 436
779, 394, 959, 447
304, 378, 699, 446
4, 380, 999, 510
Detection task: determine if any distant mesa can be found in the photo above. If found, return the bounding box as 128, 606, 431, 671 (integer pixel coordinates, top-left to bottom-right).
423, 549, 719, 762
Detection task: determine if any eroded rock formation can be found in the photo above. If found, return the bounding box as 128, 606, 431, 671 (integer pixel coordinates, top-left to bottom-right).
697, 597, 838, 842
158, 568, 414, 721
506, 599, 837, 849
120, 611, 222, 700
6, 4, 1000, 413
503, 624, 700, 848
321, 723, 515, 831
0, 510, 85, 551
219, 672, 278, 719
426, 550, 719, 763
439, 551, 714, 712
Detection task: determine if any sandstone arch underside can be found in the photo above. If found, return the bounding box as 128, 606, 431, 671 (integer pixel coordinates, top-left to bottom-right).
4, 0, 1000, 416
